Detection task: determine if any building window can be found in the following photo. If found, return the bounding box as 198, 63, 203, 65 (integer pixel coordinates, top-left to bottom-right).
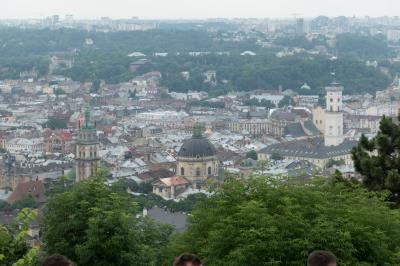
180, 167, 185, 176
330, 98, 333, 102
196, 167, 201, 176
208, 166, 212, 175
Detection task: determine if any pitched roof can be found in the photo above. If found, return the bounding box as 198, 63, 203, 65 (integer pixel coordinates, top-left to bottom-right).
155, 176, 190, 187
259, 137, 357, 159
7, 180, 47, 204
284, 122, 306, 137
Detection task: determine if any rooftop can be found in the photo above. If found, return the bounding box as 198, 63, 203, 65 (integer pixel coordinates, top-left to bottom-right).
259, 137, 357, 159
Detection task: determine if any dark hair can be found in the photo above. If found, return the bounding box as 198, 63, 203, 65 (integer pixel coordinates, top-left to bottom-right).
308, 250, 336, 266
173, 253, 202, 266
43, 254, 72, 266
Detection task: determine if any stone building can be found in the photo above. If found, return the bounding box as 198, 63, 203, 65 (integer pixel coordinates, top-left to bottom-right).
75, 109, 100, 182
324, 82, 344, 146
153, 125, 219, 199
259, 81, 357, 169
176, 125, 219, 186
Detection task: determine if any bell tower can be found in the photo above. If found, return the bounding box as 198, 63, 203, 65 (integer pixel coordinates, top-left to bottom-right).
75, 108, 100, 181
324, 82, 344, 146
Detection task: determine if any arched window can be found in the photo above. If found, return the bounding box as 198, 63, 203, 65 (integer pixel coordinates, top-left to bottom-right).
196, 167, 201, 176
208, 166, 212, 175
180, 167, 185, 176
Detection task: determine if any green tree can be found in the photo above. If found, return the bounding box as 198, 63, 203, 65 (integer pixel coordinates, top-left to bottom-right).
0, 209, 39, 266
128, 89, 137, 99
278, 95, 291, 108
246, 150, 258, 160
169, 176, 400, 265
54, 88, 65, 96
352, 116, 400, 202
41, 176, 173, 266
270, 152, 284, 161
42, 117, 68, 129
325, 158, 345, 169
90, 79, 101, 93
257, 159, 269, 175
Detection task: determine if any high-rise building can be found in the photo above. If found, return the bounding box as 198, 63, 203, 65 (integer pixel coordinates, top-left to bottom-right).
75, 108, 99, 182
296, 18, 305, 35
52, 15, 60, 24
324, 82, 344, 146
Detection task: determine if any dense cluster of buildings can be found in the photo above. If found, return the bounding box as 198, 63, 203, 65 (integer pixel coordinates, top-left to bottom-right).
0, 65, 398, 205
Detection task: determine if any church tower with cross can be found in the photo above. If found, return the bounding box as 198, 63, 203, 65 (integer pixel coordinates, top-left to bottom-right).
176, 123, 219, 185
75, 108, 100, 182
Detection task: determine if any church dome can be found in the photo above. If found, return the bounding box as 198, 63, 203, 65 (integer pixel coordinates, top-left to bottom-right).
178, 124, 216, 158
178, 136, 217, 158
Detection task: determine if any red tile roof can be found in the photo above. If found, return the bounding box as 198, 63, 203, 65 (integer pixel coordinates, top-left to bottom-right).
7, 180, 47, 204
157, 176, 190, 187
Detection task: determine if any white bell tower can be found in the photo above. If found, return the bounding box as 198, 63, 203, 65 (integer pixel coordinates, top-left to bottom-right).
324, 82, 344, 146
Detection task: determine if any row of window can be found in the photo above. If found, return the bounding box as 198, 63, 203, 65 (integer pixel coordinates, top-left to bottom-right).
181, 166, 212, 176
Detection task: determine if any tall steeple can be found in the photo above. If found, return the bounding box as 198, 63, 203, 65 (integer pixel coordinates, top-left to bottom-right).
75, 106, 99, 182
324, 81, 344, 146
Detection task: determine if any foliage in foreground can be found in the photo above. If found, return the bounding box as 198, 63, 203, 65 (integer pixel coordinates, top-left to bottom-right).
352, 115, 400, 202
0, 209, 39, 266
167, 176, 400, 266
41, 176, 173, 266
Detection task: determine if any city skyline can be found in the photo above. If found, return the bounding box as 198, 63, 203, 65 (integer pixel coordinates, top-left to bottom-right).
2, 0, 400, 20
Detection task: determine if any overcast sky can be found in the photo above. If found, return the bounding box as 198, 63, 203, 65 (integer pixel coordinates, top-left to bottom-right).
1, 0, 399, 20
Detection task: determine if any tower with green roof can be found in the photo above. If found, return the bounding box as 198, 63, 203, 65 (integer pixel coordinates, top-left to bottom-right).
75, 107, 100, 181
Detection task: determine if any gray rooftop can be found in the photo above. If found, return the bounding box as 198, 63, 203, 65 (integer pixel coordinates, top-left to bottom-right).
147, 206, 187, 232
259, 137, 357, 159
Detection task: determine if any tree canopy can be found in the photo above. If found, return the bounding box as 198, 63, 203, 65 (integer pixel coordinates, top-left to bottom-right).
168, 176, 400, 265
41, 176, 173, 266
352, 116, 400, 202
0, 209, 39, 266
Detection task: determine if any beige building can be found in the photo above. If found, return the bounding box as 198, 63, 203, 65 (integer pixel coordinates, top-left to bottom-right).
152, 176, 191, 199
153, 126, 219, 198
176, 127, 219, 185
228, 118, 289, 137
259, 81, 357, 169
258, 138, 355, 169
312, 106, 325, 133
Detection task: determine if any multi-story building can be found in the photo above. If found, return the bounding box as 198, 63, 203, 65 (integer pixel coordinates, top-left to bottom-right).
75, 109, 100, 182
325, 82, 344, 146
259, 81, 357, 169
4, 138, 43, 154
43, 129, 73, 154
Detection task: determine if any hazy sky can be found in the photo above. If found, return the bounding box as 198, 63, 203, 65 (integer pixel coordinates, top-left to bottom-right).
2, 0, 399, 19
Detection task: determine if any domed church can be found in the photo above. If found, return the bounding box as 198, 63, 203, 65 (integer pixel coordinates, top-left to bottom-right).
177, 124, 219, 185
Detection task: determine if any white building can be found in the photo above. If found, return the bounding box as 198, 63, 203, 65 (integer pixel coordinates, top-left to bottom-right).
250, 94, 284, 107
5, 138, 44, 154
324, 82, 344, 147
387, 29, 400, 42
